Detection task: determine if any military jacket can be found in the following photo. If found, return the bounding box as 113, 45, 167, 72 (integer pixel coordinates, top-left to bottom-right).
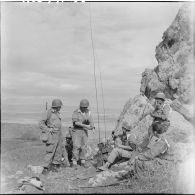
72, 108, 94, 130
39, 108, 62, 133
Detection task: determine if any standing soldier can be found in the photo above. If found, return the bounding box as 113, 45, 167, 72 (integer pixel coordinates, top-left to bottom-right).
71, 99, 95, 168
39, 99, 63, 175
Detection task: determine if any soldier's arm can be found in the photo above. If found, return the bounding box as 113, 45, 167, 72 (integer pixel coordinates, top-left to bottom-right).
150, 110, 160, 118
72, 111, 90, 129
39, 111, 50, 133
115, 137, 133, 151
162, 104, 170, 120
117, 144, 133, 151
151, 109, 165, 119
86, 113, 95, 130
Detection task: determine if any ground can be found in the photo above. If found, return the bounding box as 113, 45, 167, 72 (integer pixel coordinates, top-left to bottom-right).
0, 122, 190, 194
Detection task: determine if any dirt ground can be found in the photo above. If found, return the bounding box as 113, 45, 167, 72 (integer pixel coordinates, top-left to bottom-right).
0, 122, 189, 194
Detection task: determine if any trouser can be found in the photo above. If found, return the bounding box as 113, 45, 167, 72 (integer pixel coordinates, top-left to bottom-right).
107, 148, 132, 164
72, 129, 88, 161
43, 130, 63, 168
62, 142, 70, 164
139, 137, 169, 160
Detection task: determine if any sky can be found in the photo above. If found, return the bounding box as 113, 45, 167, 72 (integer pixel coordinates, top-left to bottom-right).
1, 2, 182, 123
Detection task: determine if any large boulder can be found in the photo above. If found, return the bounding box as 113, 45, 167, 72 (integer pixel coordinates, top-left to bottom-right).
140, 4, 194, 105
114, 95, 154, 136
112, 3, 195, 193
114, 95, 194, 160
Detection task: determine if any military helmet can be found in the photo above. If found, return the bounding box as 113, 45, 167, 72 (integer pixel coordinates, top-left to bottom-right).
80, 99, 89, 108
155, 92, 166, 101
122, 121, 131, 131
52, 99, 63, 108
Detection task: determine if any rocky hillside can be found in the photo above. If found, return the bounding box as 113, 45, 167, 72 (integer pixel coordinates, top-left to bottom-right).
140, 4, 194, 103
115, 3, 194, 133
140, 4, 194, 122
114, 4, 195, 192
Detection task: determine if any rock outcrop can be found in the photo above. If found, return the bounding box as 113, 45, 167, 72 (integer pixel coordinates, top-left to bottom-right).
113, 4, 195, 192
114, 2, 194, 172
115, 3, 194, 132
140, 4, 194, 103
140, 4, 194, 121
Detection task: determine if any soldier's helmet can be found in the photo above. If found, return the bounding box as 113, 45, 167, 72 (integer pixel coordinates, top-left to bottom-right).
52, 99, 63, 108
155, 92, 166, 101
80, 99, 89, 108
122, 121, 131, 131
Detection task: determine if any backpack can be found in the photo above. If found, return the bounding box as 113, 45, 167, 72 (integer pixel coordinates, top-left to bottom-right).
40, 110, 52, 142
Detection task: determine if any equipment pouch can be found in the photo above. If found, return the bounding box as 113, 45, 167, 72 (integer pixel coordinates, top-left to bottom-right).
40, 131, 49, 143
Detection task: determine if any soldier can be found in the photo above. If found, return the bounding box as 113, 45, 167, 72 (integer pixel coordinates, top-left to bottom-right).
98, 121, 134, 171
139, 92, 171, 149
39, 99, 64, 175
127, 92, 171, 176
61, 127, 73, 167
71, 99, 95, 168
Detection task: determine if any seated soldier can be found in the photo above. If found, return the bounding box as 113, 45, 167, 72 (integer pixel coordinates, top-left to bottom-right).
138, 92, 170, 150
127, 92, 171, 176
98, 121, 134, 171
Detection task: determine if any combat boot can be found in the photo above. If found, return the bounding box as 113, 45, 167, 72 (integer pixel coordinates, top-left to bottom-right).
51, 164, 60, 172
81, 160, 90, 168
61, 158, 70, 168
71, 160, 78, 169
42, 167, 50, 175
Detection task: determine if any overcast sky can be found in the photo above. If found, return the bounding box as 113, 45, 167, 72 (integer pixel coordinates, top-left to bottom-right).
1, 2, 182, 118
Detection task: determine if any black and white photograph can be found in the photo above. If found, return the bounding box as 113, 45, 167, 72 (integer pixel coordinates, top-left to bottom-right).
1, 1, 195, 193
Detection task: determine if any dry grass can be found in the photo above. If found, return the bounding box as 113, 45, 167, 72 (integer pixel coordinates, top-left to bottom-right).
1, 122, 190, 194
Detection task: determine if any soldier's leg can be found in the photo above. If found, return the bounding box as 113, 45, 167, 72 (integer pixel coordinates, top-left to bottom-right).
72, 130, 82, 163
62, 144, 70, 166
98, 148, 131, 171
42, 142, 57, 168
98, 148, 119, 171
52, 133, 63, 165
80, 131, 88, 161
108, 148, 131, 164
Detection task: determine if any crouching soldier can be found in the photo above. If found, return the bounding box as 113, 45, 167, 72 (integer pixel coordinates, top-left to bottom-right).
39, 99, 64, 175
71, 99, 95, 168
61, 127, 73, 167
127, 92, 171, 177
98, 121, 135, 171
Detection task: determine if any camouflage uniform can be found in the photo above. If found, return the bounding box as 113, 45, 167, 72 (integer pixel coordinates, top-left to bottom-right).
39, 108, 63, 168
